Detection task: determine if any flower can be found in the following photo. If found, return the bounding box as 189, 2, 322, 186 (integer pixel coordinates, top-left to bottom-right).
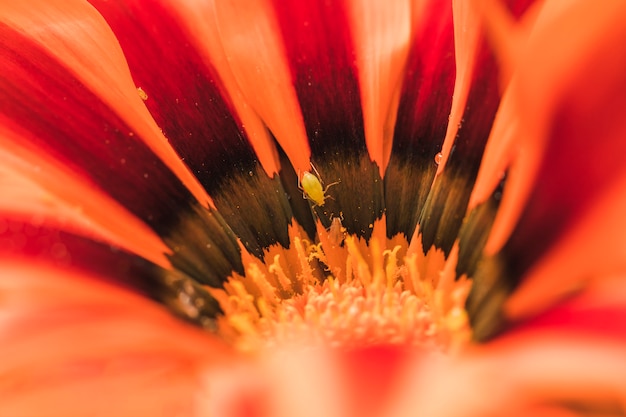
1, 0, 626, 415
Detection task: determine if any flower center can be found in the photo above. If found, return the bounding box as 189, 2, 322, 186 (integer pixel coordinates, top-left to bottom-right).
209, 219, 472, 353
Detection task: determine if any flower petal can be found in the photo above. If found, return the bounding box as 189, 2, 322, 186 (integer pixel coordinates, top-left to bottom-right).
345, 0, 411, 173
278, 0, 390, 237
388, 319, 626, 417
509, 275, 626, 342
0, 154, 169, 266
0, 0, 209, 205
199, 345, 416, 417
384, 0, 455, 240
87, 0, 300, 257
467, 0, 626, 336
212, 0, 311, 172
216, 0, 386, 238
0, 215, 221, 321
417, 0, 536, 255
0, 5, 244, 285
0, 257, 230, 416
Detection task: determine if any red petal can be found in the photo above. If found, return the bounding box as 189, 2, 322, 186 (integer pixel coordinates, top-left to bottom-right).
482, 0, 626, 320
278, 1, 392, 238
0, 215, 224, 318
432, 28, 505, 321
271, 0, 366, 161
86, 0, 275, 182
385, 0, 456, 239
508, 276, 626, 342
0, 160, 169, 266
0, 26, 194, 239
417, 0, 535, 253
0, 0, 210, 206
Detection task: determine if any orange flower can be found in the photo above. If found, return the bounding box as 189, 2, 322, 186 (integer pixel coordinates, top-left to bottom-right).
1, 0, 626, 415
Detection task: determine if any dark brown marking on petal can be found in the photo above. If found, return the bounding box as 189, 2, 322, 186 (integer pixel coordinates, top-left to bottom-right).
88, 0, 295, 256
0, 217, 221, 325
310, 155, 384, 239
210, 170, 296, 259
164, 203, 243, 288
271, 1, 384, 238
457, 174, 505, 279
458, 178, 510, 341
385, 0, 455, 240
210, 163, 297, 257
466, 254, 512, 341
0, 25, 242, 286
418, 43, 500, 256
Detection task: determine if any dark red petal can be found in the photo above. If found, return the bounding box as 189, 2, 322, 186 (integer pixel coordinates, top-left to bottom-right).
1, 217, 152, 295
87, 0, 297, 256
0, 24, 242, 285
273, 1, 365, 158
456, 176, 505, 278
271, 0, 384, 238
384, 0, 455, 240
417, 41, 501, 256
512, 301, 626, 344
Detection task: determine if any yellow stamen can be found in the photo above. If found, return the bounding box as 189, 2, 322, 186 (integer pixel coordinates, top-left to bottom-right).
208, 220, 472, 353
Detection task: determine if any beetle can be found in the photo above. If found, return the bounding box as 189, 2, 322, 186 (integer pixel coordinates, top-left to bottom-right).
298, 163, 339, 207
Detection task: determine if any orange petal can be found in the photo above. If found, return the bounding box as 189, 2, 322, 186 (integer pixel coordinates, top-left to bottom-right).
389, 332, 626, 417
484, 0, 626, 254
0, 260, 231, 417
346, 0, 412, 174
212, 0, 310, 173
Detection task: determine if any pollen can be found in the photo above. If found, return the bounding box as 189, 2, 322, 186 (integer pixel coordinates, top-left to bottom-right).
208, 219, 472, 353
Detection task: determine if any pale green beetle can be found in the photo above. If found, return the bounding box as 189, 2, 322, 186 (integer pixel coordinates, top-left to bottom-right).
298, 163, 339, 207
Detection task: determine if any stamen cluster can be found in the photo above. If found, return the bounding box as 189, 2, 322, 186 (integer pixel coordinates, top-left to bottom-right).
209, 221, 472, 353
